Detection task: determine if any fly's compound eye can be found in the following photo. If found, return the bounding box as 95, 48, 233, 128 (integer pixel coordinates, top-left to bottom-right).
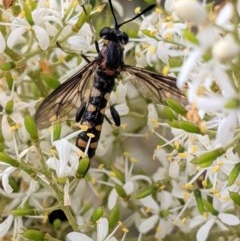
100, 27, 111, 39
118, 32, 129, 44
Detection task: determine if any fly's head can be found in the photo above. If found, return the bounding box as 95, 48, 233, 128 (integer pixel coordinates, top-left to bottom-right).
101, 1, 155, 45
99, 27, 129, 45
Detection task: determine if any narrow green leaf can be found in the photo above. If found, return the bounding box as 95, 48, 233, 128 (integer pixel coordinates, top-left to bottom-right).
108, 205, 120, 230
194, 190, 205, 214
229, 191, 240, 206
228, 163, 240, 185
191, 148, 225, 167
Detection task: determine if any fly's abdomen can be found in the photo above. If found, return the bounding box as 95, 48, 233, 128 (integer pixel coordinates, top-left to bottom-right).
76, 71, 116, 158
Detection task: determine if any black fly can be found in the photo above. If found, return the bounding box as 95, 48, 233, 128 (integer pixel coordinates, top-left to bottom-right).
35, 1, 183, 166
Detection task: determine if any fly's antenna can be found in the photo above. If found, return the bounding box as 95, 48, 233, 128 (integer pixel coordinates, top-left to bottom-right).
108, 0, 155, 30
118, 4, 155, 28
108, 0, 119, 30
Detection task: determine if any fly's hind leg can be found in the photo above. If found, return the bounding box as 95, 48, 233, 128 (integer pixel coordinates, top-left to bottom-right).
104, 106, 121, 127
76, 104, 86, 122
110, 106, 120, 126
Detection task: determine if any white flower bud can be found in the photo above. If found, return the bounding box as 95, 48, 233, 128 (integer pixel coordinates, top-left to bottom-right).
212, 35, 240, 61
174, 0, 207, 24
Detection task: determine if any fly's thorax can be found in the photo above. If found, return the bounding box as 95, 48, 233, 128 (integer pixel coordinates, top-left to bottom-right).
99, 41, 123, 72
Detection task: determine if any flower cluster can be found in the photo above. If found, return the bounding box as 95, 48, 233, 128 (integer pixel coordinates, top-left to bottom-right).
138, 0, 240, 240
1, 0, 240, 241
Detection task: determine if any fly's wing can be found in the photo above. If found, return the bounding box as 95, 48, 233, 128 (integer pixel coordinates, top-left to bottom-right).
123, 65, 184, 102
35, 61, 95, 129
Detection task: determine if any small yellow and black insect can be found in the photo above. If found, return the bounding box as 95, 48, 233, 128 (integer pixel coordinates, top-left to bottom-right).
35, 1, 183, 168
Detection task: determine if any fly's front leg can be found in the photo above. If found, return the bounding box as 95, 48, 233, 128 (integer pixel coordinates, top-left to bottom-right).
95, 41, 100, 54
56, 41, 92, 63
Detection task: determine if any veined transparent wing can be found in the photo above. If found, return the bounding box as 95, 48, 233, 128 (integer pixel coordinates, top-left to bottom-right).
123, 65, 184, 102
35, 61, 95, 129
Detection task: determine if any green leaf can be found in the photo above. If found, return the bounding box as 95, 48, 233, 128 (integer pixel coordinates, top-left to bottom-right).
0, 152, 19, 167
12, 208, 36, 216
24, 116, 39, 141
228, 163, 240, 185
165, 98, 187, 116
161, 106, 177, 120
42, 74, 60, 89
23, 2, 34, 26
23, 229, 45, 241
0, 62, 16, 71
5, 99, 14, 114
115, 184, 127, 198
229, 191, 240, 206
133, 187, 153, 199
182, 29, 199, 45
76, 157, 90, 178
91, 206, 104, 222
108, 205, 120, 230
53, 123, 61, 141
202, 199, 218, 215
73, 4, 92, 32
191, 148, 225, 167
141, 29, 156, 38
169, 120, 202, 134
194, 190, 205, 214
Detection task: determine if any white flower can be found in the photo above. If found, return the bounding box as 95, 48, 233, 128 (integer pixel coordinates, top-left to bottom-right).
46, 139, 79, 178
152, 147, 172, 181
0, 165, 16, 193
188, 67, 240, 145
175, 0, 240, 146
67, 232, 93, 241
102, 156, 152, 210
189, 198, 240, 241
0, 179, 48, 238
0, 215, 14, 238
215, 2, 234, 27
0, 92, 35, 143
138, 192, 179, 239
147, 103, 158, 130
6, 0, 62, 50
67, 23, 93, 53
134, 8, 186, 67
66, 218, 119, 241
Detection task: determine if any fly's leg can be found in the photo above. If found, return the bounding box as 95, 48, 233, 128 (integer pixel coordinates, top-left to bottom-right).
104, 114, 114, 126
82, 41, 101, 63
104, 96, 121, 127
103, 106, 120, 127
81, 55, 91, 63
56, 41, 92, 63
110, 105, 120, 126
95, 41, 100, 53
76, 105, 86, 122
